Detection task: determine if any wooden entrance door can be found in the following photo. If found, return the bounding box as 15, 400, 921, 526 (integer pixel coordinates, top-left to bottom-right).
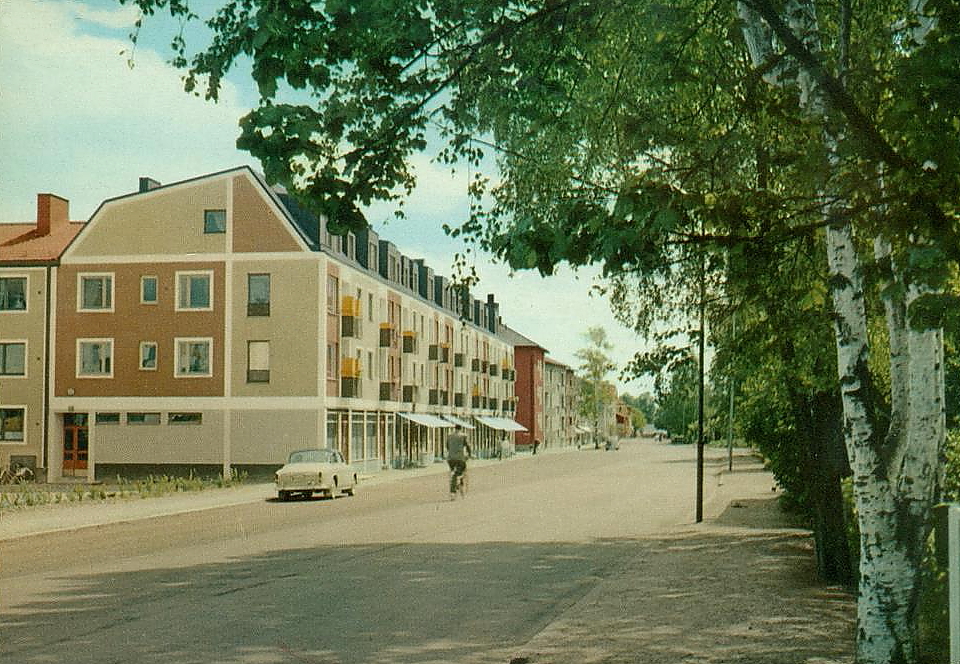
63, 413, 89, 475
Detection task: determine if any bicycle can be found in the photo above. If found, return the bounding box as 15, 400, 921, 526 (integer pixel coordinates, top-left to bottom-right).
0, 462, 34, 485
448, 461, 468, 499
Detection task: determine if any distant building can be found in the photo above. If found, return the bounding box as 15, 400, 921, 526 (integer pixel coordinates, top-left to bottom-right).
497, 324, 547, 448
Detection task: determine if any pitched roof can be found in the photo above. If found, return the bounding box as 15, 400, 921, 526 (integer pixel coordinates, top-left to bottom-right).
498, 323, 548, 352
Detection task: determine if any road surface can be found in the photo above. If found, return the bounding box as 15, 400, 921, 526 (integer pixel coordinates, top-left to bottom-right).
1, 440, 770, 664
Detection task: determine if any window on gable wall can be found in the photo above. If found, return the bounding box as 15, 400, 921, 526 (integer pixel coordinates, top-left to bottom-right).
139, 342, 157, 370
176, 272, 212, 310
79, 274, 113, 311
0, 277, 26, 311
78, 339, 113, 377
141, 276, 158, 304
204, 209, 226, 234
0, 342, 25, 376
248, 341, 270, 383
175, 338, 212, 377
248, 274, 271, 316
0, 408, 24, 441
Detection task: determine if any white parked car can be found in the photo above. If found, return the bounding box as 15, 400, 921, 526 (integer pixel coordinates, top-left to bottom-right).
274, 448, 358, 501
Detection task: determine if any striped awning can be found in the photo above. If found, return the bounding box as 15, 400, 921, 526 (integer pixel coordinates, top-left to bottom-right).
441, 414, 476, 430
474, 416, 528, 432
397, 413, 454, 428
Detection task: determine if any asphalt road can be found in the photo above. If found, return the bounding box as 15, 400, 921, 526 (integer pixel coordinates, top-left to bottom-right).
1, 439, 722, 664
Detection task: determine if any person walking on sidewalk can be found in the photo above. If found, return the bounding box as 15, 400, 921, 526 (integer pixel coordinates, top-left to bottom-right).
446, 424, 471, 497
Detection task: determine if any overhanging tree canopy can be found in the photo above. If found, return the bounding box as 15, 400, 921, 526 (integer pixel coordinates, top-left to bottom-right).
123, 1, 960, 661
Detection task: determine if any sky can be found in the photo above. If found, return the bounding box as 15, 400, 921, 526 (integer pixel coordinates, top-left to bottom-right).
0, 0, 653, 395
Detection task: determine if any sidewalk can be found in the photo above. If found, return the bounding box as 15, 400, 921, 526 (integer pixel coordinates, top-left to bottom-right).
507, 455, 857, 664
0, 450, 517, 541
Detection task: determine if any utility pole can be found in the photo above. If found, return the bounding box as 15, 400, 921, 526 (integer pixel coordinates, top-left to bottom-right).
727, 312, 736, 472
696, 262, 706, 523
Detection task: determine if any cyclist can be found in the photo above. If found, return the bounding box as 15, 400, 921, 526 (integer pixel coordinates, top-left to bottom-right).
446, 424, 471, 498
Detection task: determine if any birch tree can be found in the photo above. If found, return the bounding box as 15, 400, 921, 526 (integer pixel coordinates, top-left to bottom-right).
125, 1, 960, 660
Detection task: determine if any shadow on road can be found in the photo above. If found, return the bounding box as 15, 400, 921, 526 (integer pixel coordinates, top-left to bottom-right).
2, 530, 854, 664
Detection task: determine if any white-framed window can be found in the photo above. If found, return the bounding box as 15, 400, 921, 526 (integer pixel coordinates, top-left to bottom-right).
247, 340, 270, 383
204, 209, 226, 234
139, 342, 158, 371
176, 271, 213, 311
77, 339, 113, 377
78, 273, 114, 312
175, 337, 212, 377
0, 407, 25, 442
141, 276, 158, 304
0, 341, 26, 376
95, 412, 120, 425
0, 276, 27, 312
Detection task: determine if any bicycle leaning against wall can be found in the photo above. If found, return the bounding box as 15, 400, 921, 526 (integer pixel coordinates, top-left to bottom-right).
0, 461, 34, 485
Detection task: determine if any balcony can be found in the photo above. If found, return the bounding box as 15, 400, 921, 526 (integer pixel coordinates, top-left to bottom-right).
489, 363, 499, 377
340, 357, 361, 379
440, 344, 450, 363
428, 344, 440, 361
402, 330, 417, 353
454, 392, 465, 407
429, 389, 440, 405
402, 385, 418, 403
341, 377, 361, 398
471, 395, 482, 408
379, 382, 399, 401
454, 352, 465, 367
379, 323, 397, 348
341, 295, 361, 337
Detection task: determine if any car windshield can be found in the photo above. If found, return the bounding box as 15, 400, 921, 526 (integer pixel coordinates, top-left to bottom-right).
287, 449, 336, 464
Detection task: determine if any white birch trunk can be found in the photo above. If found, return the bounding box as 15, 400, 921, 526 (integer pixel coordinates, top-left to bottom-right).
738, 2, 946, 662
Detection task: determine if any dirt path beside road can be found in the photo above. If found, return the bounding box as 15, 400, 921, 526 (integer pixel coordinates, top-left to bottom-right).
508, 459, 857, 664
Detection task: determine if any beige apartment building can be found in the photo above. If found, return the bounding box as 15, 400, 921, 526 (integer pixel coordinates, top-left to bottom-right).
47, 167, 520, 481
543, 358, 578, 449
0, 195, 84, 480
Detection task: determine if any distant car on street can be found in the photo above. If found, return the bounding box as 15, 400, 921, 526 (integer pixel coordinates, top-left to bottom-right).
274, 448, 358, 501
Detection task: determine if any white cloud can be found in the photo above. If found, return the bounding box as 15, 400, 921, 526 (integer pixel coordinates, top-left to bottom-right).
0, 0, 254, 222
0, 0, 653, 396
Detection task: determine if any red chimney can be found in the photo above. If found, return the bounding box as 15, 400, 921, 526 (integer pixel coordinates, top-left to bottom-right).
36, 194, 69, 236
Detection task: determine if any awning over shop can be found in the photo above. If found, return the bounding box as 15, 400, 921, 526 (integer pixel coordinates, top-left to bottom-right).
398, 412, 454, 428
441, 414, 476, 430
474, 416, 528, 432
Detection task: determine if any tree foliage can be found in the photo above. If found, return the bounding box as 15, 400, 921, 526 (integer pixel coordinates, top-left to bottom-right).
124, 1, 960, 661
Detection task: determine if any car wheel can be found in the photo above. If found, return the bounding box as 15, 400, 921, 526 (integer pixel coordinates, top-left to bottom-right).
345, 476, 358, 496
278, 490, 291, 502
328, 480, 339, 499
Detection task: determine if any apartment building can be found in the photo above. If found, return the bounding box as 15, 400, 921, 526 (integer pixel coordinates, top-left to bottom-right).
0, 195, 84, 480
543, 358, 578, 449
48, 166, 521, 481
499, 325, 546, 448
